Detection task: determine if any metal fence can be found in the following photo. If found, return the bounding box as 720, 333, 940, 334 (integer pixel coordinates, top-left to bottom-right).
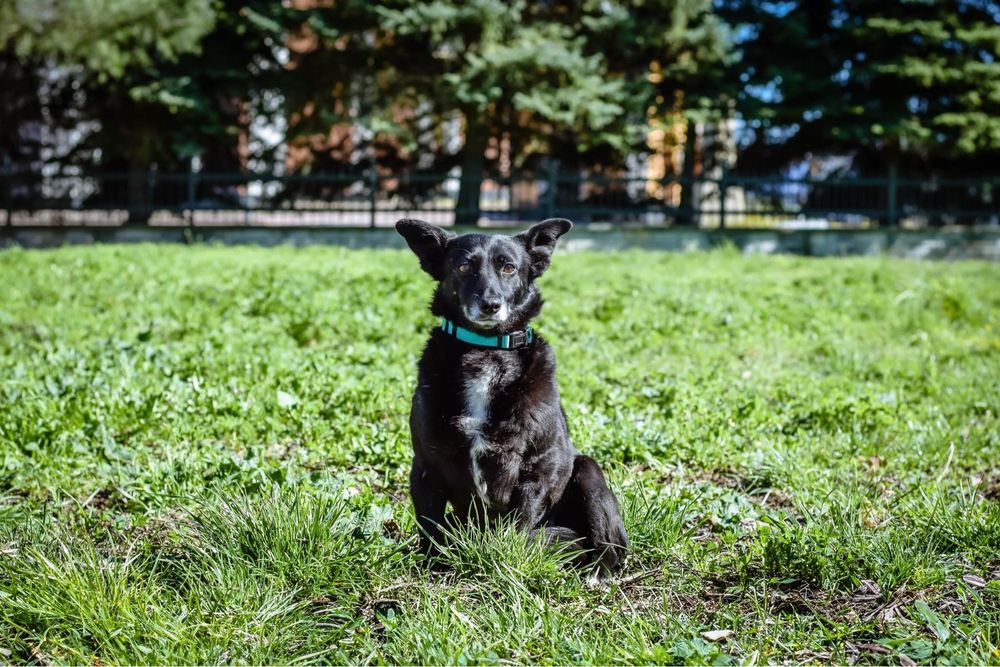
2, 169, 998, 228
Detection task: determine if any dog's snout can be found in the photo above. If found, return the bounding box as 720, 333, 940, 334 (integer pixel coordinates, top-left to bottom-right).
481, 299, 502, 314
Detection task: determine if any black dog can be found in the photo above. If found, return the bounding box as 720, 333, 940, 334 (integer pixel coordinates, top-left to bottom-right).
396, 217, 628, 575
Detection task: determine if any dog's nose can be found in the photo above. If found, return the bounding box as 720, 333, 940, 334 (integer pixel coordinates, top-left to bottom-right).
482, 300, 502, 314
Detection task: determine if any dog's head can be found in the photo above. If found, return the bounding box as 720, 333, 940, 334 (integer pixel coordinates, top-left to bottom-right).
395, 218, 572, 333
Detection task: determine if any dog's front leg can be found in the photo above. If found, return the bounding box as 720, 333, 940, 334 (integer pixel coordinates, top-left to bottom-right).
505, 447, 572, 531
509, 480, 549, 530
410, 459, 447, 557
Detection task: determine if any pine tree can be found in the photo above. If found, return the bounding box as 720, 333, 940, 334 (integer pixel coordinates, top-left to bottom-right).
0, 0, 215, 182
724, 0, 1000, 176
0, 0, 214, 78
368, 1, 630, 223
3, 0, 734, 225
321, 0, 731, 223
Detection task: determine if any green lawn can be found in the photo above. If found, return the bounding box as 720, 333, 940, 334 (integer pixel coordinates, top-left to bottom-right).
1, 244, 998, 665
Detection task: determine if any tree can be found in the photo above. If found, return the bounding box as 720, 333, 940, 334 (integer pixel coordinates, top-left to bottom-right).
585, 0, 733, 224
1, 0, 299, 219
319, 0, 731, 224
723, 0, 1000, 176
2, 0, 735, 227
0, 0, 215, 189
0, 49, 46, 179
79, 1, 292, 174
0, 0, 214, 78
370, 1, 630, 223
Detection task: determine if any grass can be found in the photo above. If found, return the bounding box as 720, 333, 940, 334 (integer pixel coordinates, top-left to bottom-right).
0, 243, 998, 665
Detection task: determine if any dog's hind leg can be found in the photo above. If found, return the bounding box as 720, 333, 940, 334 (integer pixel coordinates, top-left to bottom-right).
530, 525, 584, 546
550, 455, 629, 576
529, 525, 588, 561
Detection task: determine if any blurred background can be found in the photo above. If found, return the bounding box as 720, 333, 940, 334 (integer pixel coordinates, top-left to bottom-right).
2, 0, 999, 230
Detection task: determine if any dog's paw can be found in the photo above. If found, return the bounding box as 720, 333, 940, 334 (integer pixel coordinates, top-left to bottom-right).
591, 521, 629, 576
585, 569, 610, 589
593, 543, 627, 576
584, 551, 627, 587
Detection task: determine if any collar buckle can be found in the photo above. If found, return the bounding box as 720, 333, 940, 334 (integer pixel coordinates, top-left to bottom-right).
508, 330, 528, 349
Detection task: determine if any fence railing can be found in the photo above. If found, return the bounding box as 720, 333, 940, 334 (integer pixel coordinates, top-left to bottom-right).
2, 169, 998, 228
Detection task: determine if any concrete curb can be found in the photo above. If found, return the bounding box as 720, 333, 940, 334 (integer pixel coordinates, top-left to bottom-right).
3, 225, 999, 260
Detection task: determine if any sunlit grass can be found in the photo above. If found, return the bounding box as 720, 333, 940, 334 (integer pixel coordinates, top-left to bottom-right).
1, 244, 998, 664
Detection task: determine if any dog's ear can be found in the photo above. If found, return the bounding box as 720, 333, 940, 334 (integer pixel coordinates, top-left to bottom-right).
515, 218, 573, 278
395, 219, 455, 280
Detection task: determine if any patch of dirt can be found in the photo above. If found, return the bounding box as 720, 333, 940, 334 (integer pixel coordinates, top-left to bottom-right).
981, 473, 1000, 501
66, 486, 140, 516
352, 579, 440, 645
616, 564, 962, 664
81, 488, 119, 511
127, 510, 194, 547
656, 465, 797, 511
617, 565, 727, 616
381, 517, 404, 540
861, 455, 885, 473
702, 467, 796, 511
700, 571, 931, 631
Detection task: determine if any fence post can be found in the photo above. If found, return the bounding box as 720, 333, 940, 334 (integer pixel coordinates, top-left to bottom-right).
0, 174, 8, 226
546, 162, 558, 219
369, 167, 378, 229
719, 162, 728, 229
886, 163, 899, 226
186, 170, 198, 225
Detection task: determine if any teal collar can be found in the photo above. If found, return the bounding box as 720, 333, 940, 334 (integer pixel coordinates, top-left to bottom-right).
440, 318, 534, 350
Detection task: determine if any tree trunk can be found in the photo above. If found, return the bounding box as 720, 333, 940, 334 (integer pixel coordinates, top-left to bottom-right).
125, 131, 154, 225
676, 119, 698, 227
455, 112, 489, 227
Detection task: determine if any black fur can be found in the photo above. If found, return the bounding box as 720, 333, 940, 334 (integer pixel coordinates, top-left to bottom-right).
396, 218, 629, 575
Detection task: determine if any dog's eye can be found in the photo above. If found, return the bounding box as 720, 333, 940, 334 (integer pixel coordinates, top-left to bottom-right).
501, 263, 516, 275
457, 263, 472, 274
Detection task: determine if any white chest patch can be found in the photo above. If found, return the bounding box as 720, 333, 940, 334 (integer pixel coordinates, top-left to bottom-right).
457, 364, 499, 504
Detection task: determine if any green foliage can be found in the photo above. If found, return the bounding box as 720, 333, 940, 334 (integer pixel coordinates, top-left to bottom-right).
725, 0, 1000, 173
376, 0, 632, 154
0, 0, 294, 177
0, 0, 215, 77
288, 0, 730, 219
0, 0, 731, 188
6, 0, 1000, 184
0, 245, 999, 664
